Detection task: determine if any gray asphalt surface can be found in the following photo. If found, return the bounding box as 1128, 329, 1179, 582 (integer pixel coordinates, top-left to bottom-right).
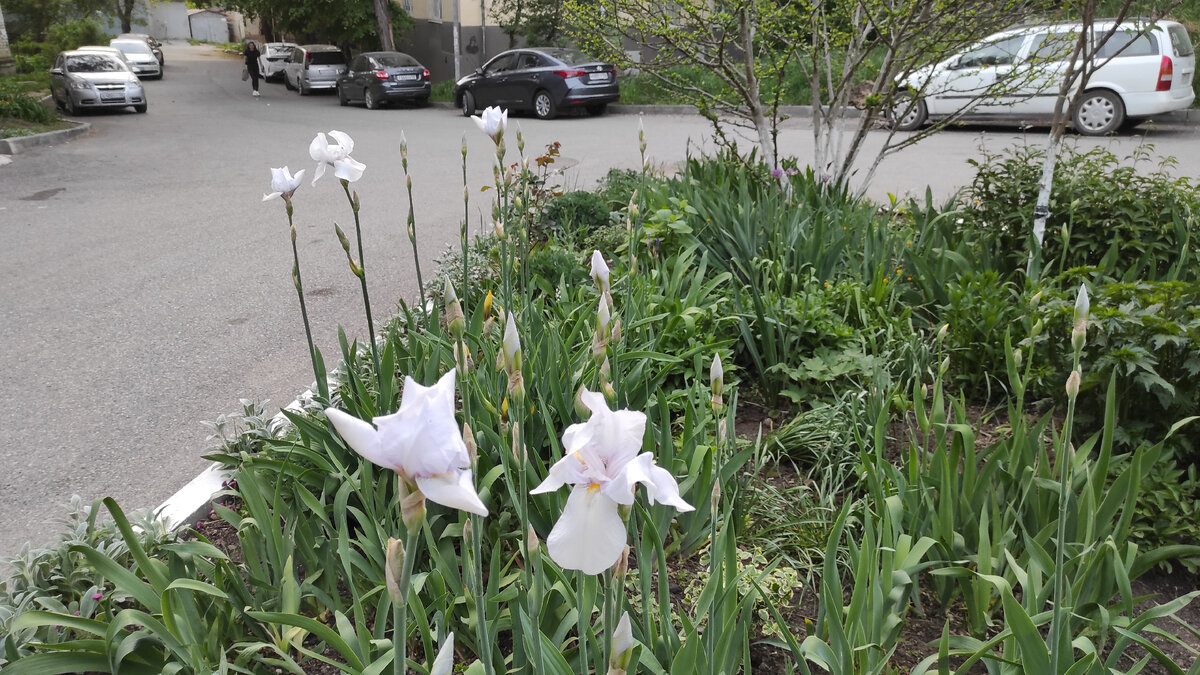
1, 42, 1197, 562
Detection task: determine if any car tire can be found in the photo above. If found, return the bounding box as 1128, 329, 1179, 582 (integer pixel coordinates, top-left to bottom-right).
461, 90, 475, 117
64, 96, 78, 116
889, 93, 927, 131
283, 74, 294, 91
365, 88, 380, 110
1073, 89, 1124, 136
298, 78, 308, 96
134, 104, 147, 113
338, 84, 349, 106
586, 103, 607, 116
533, 89, 556, 120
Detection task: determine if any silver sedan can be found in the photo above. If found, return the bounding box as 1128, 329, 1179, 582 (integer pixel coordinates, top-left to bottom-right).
49, 51, 147, 115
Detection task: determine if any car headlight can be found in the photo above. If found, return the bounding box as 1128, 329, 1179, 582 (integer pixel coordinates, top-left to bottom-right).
70, 81, 93, 91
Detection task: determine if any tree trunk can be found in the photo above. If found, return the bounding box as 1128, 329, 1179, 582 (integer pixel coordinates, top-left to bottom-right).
0, 2, 15, 76
738, 6, 775, 170
374, 0, 395, 51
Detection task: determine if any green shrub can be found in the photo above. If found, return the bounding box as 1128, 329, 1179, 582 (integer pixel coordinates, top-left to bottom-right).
940, 270, 1023, 400
597, 167, 644, 210
0, 82, 55, 124
958, 143, 1200, 282
46, 19, 109, 53
526, 244, 587, 294
539, 190, 612, 242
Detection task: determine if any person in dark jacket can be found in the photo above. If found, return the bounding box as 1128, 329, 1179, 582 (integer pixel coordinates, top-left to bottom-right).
244, 41, 262, 96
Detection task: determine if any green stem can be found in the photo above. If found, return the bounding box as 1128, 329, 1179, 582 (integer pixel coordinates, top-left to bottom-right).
342, 181, 381, 390
1048, 354, 1081, 674
401, 156, 426, 312
394, 526, 421, 675
576, 570, 590, 674
286, 206, 327, 401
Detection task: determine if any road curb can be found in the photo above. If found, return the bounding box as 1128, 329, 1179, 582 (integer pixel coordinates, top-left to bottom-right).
0, 121, 91, 155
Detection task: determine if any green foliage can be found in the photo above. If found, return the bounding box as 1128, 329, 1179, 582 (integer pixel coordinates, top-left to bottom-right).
959, 143, 1200, 282
940, 270, 1023, 400
222, 0, 414, 50
538, 190, 612, 243
526, 244, 587, 294
0, 82, 56, 124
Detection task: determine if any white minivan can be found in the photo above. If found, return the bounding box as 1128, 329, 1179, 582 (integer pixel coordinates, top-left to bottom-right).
891, 19, 1195, 135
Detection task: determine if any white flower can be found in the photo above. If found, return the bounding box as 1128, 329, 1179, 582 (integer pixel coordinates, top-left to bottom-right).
309, 130, 366, 185
430, 632, 455, 675
1074, 283, 1090, 329
590, 250, 610, 295
596, 297, 611, 334
472, 106, 507, 142
610, 612, 634, 673
325, 371, 488, 516
710, 353, 723, 395
531, 390, 693, 574
262, 166, 305, 201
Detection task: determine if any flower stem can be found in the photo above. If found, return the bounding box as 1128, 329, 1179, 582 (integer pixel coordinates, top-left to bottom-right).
394, 525, 421, 675
341, 180, 381, 391
401, 152, 426, 312
286, 206, 327, 401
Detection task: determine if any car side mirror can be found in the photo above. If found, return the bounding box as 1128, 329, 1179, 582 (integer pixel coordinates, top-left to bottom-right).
50, 67, 63, 75
947, 56, 963, 70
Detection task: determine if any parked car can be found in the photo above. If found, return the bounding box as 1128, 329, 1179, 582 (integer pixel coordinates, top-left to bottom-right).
110, 38, 162, 79
336, 51, 431, 109
454, 47, 619, 119
116, 33, 164, 65
49, 50, 147, 115
282, 44, 347, 95
891, 18, 1196, 135
258, 41, 298, 82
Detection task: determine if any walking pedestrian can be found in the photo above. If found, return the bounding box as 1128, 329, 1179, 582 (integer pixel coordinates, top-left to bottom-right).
244, 40, 262, 97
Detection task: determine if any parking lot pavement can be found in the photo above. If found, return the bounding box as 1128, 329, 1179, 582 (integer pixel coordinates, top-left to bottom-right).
1, 41, 1197, 561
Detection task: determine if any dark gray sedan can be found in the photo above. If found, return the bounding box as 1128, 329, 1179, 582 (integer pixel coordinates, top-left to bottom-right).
49, 51, 147, 115
454, 48, 619, 120
336, 51, 431, 109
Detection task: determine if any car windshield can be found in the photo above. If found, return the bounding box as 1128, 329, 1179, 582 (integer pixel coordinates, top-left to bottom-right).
375, 53, 419, 68
66, 54, 126, 73
265, 45, 292, 57
309, 51, 344, 65
538, 48, 597, 65
112, 40, 152, 55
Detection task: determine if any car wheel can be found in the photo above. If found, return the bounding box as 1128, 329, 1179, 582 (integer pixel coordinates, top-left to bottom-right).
533, 89, 556, 120
461, 90, 475, 117
338, 84, 349, 106
283, 74, 294, 91
134, 104, 147, 113
889, 93, 927, 131
586, 103, 607, 116
365, 88, 380, 110
64, 96, 78, 116
298, 78, 308, 96
1073, 89, 1124, 136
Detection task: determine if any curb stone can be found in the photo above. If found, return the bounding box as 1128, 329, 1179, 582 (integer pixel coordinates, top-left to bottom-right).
0, 121, 91, 155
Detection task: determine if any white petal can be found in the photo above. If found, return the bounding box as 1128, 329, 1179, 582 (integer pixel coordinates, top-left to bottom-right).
325, 408, 397, 471
531, 451, 590, 494
333, 156, 366, 183
602, 452, 652, 505
327, 129, 355, 154
431, 632, 455, 675
377, 375, 466, 477
545, 486, 627, 575
290, 168, 306, 190
710, 353, 723, 387
309, 133, 330, 161
590, 250, 610, 292
311, 160, 327, 186
612, 612, 633, 657
645, 462, 694, 512
263, 191, 281, 202
472, 114, 486, 133
416, 471, 488, 516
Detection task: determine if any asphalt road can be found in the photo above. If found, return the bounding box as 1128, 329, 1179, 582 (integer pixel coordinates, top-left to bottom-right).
1, 42, 1197, 562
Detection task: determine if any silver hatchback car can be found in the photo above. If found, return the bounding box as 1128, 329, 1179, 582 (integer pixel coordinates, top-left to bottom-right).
50, 50, 147, 115
282, 44, 347, 95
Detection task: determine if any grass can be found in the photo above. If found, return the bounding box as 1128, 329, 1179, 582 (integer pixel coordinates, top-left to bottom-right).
0, 117, 74, 139
0, 73, 51, 94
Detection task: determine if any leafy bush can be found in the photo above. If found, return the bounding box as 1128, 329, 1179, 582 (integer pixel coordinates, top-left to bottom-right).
46, 19, 109, 54
597, 167, 644, 211
539, 190, 612, 242
940, 270, 1023, 400
958, 143, 1200, 282
526, 244, 588, 293
0, 82, 55, 124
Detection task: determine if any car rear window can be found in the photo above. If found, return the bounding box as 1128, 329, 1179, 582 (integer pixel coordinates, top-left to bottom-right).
265, 45, 292, 57
376, 53, 419, 68
539, 48, 596, 65
1168, 24, 1195, 57
309, 51, 345, 65
1095, 30, 1158, 58
112, 40, 152, 54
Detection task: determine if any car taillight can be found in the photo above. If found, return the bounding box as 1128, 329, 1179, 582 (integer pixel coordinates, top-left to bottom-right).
375, 69, 389, 80
1157, 56, 1173, 91
304, 54, 311, 68
423, 69, 430, 79
554, 69, 587, 78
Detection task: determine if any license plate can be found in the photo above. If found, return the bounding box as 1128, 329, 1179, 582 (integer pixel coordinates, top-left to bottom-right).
101, 94, 124, 101
590, 72, 610, 82
394, 74, 419, 81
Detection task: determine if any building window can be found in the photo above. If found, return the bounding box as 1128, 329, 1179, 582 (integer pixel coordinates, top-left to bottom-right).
430, 0, 442, 21
402, 0, 412, 11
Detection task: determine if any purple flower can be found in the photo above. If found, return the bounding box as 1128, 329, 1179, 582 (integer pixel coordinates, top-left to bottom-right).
92, 593, 103, 600
770, 168, 784, 178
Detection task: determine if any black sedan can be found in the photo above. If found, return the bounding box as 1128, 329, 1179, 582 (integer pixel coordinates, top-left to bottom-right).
454, 48, 619, 120
337, 51, 431, 109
